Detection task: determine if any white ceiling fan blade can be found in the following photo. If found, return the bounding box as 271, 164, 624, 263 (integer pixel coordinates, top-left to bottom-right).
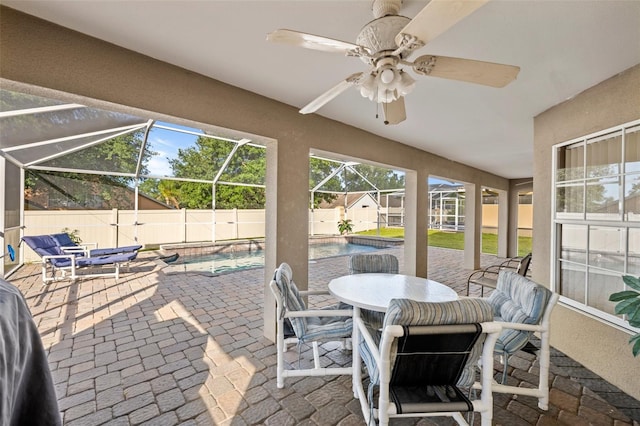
395, 0, 490, 48
300, 73, 363, 114
382, 98, 406, 125
413, 55, 520, 88
267, 29, 361, 55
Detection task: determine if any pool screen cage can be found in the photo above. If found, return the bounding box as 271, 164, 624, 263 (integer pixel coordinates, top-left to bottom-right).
1, 88, 428, 275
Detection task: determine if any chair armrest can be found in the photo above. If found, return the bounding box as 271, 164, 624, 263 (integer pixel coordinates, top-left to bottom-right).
41, 254, 77, 267
299, 290, 330, 296
42, 254, 75, 261
284, 308, 352, 318
60, 246, 89, 256
468, 267, 500, 282
493, 321, 543, 333
499, 258, 522, 269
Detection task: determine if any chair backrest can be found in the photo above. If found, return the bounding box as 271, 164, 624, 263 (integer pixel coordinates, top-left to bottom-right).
348, 253, 399, 274
21, 235, 65, 258
369, 298, 494, 388
21, 235, 73, 267
272, 262, 307, 338
487, 270, 551, 354
516, 253, 532, 276
51, 233, 77, 248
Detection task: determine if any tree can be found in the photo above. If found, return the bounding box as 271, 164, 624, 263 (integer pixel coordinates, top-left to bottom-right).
153, 137, 267, 209
139, 136, 406, 210
349, 164, 404, 191
309, 157, 341, 207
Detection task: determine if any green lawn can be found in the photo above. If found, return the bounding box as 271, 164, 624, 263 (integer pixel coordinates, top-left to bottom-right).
357, 227, 532, 257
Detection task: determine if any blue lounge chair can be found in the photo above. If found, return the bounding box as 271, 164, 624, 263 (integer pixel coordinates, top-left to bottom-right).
50, 233, 141, 257
22, 235, 138, 284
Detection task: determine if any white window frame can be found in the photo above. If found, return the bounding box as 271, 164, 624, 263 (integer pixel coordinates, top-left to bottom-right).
551, 119, 640, 332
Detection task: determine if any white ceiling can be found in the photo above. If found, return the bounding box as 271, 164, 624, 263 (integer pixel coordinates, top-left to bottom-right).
4, 0, 640, 179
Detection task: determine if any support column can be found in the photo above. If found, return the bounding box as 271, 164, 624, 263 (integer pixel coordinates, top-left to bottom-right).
497, 189, 509, 258
507, 184, 520, 258
508, 178, 532, 258
264, 139, 310, 342
464, 183, 481, 270
404, 170, 429, 277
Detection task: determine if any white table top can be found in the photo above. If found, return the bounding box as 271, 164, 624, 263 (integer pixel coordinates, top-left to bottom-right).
328, 273, 458, 312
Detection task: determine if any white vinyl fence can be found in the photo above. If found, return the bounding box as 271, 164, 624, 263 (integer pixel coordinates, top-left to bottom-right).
22, 207, 378, 262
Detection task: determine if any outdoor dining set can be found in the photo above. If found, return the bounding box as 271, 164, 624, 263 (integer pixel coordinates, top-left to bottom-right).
14, 232, 557, 425
270, 253, 558, 426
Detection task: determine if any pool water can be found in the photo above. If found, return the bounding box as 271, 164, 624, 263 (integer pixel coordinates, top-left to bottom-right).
172, 242, 380, 274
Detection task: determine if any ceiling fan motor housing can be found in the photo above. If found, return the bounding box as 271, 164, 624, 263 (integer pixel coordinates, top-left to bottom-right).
356, 15, 412, 64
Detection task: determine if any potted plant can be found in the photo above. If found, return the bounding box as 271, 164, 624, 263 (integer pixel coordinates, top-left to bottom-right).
338, 219, 353, 235
608, 275, 640, 356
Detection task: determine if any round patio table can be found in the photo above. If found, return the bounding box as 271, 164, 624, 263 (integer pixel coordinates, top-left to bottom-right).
328, 273, 458, 397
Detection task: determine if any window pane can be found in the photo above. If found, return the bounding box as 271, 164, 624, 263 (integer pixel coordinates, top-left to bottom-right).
586, 130, 622, 178
588, 226, 624, 272
560, 224, 587, 263
625, 124, 640, 173
556, 183, 583, 218
556, 142, 584, 181
625, 173, 640, 222
559, 261, 585, 303
585, 177, 620, 220
587, 269, 621, 315
629, 228, 640, 275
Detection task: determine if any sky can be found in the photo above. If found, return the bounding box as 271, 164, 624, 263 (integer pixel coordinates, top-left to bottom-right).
146, 122, 201, 177
145, 121, 461, 186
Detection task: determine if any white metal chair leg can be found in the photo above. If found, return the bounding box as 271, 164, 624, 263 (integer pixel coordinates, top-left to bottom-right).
537, 327, 552, 409
276, 317, 285, 389
312, 341, 321, 369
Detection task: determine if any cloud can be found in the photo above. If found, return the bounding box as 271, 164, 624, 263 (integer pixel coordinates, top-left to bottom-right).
147, 152, 173, 177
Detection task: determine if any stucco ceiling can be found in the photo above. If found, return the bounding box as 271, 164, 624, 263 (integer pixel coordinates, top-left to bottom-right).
4, 0, 640, 179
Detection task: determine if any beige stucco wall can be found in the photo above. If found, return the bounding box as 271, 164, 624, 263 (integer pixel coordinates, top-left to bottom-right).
1, 6, 510, 340
533, 64, 640, 399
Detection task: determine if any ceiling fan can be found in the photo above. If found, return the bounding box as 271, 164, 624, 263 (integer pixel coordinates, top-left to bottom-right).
267, 0, 520, 125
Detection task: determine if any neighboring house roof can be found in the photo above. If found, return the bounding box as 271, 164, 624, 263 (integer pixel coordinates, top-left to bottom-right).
25, 179, 173, 210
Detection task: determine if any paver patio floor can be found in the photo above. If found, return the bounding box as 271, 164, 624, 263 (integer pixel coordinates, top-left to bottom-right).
7, 246, 640, 425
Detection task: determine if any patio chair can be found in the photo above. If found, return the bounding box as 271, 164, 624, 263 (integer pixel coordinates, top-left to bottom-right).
51, 233, 142, 257
466, 252, 532, 296
269, 262, 353, 388
21, 235, 138, 284
348, 253, 399, 329
355, 298, 501, 426
348, 253, 399, 275
480, 270, 559, 410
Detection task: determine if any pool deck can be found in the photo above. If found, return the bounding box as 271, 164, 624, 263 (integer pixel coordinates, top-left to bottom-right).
8, 246, 640, 425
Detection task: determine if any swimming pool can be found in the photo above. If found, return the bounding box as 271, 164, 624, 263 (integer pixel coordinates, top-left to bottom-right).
167, 242, 380, 274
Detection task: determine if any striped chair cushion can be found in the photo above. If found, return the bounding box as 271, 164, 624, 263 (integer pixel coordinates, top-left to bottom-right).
349, 254, 400, 330
488, 270, 551, 355
360, 298, 493, 387
274, 263, 352, 343
349, 254, 399, 274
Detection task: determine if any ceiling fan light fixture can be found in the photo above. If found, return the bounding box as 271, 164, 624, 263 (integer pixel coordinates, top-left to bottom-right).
377, 85, 397, 103
380, 68, 395, 84
359, 73, 377, 100
398, 70, 416, 96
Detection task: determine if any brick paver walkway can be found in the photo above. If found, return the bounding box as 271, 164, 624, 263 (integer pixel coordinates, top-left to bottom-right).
8, 246, 640, 425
